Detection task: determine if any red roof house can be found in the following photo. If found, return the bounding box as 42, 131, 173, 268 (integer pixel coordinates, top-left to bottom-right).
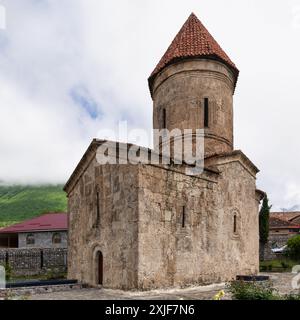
0, 213, 68, 248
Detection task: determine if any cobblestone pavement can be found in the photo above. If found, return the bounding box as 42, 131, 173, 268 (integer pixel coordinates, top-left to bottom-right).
266, 272, 299, 295
30, 273, 299, 300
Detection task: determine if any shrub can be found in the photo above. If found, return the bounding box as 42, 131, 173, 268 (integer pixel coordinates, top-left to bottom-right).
268, 264, 273, 271
280, 261, 289, 270
284, 293, 300, 300
0, 263, 12, 281
227, 281, 279, 300
286, 235, 300, 260
260, 265, 267, 272
43, 269, 66, 281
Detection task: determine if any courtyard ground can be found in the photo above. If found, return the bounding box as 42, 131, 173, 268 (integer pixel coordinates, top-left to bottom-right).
29, 273, 299, 300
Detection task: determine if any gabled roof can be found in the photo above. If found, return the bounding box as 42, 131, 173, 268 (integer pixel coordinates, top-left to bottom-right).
204, 150, 260, 178
148, 13, 239, 95
0, 213, 68, 234
271, 212, 300, 223
269, 216, 300, 229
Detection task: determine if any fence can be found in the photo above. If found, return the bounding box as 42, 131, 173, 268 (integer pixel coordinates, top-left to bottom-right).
0, 248, 67, 276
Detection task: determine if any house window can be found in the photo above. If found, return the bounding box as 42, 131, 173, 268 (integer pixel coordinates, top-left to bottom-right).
204, 98, 209, 128
182, 206, 186, 228
52, 232, 62, 244
162, 108, 167, 129
26, 234, 35, 246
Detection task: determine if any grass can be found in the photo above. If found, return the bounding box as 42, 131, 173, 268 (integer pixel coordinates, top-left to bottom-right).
0, 185, 67, 227
9, 271, 67, 283
260, 258, 300, 272
227, 280, 300, 300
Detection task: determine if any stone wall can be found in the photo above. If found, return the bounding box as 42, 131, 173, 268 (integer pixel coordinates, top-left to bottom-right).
0, 248, 67, 276
0, 283, 82, 300
137, 154, 259, 289
152, 59, 235, 158
18, 231, 68, 248
67, 159, 139, 290
66, 147, 260, 290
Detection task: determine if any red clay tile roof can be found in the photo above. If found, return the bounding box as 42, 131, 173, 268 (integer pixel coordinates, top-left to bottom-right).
271, 212, 300, 223
269, 216, 300, 229
148, 13, 239, 95
0, 213, 68, 234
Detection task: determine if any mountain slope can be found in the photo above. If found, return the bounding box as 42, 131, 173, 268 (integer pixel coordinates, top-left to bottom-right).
0, 185, 67, 227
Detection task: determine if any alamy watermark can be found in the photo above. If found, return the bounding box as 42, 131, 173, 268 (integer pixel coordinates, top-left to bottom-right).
96, 122, 204, 176
0, 4, 6, 30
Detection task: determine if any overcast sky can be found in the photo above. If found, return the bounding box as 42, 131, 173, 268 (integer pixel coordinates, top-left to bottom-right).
0, 0, 300, 211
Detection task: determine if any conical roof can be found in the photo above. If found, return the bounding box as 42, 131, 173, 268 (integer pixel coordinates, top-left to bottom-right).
149, 13, 239, 95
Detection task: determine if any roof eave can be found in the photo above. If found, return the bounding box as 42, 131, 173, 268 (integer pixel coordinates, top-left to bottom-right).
148, 55, 239, 98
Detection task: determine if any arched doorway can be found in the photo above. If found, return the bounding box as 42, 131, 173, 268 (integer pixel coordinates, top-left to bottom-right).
96, 251, 103, 285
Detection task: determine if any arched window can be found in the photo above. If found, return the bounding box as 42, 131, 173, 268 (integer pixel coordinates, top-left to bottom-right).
52, 232, 62, 244
232, 210, 240, 237
26, 234, 35, 246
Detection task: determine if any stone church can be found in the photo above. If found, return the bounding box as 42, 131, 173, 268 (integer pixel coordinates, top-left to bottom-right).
64, 13, 264, 290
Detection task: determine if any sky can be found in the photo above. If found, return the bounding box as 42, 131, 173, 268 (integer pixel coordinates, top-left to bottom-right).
0, 0, 300, 211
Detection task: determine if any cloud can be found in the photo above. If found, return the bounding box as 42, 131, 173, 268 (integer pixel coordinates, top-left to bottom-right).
0, 0, 299, 210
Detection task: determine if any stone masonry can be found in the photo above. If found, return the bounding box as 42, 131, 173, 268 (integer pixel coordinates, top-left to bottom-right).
18, 231, 67, 249
0, 248, 67, 276
64, 13, 263, 290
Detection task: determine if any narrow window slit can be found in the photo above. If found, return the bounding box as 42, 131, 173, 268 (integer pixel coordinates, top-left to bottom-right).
234, 214, 237, 233
204, 98, 209, 127
182, 206, 186, 228
96, 191, 100, 225
163, 108, 167, 129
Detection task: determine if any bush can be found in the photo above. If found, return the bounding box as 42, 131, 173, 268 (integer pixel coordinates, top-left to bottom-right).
0, 263, 12, 281
280, 261, 289, 270
286, 235, 300, 260
284, 293, 300, 300
260, 265, 267, 272
268, 264, 273, 271
227, 281, 279, 300
42, 269, 67, 281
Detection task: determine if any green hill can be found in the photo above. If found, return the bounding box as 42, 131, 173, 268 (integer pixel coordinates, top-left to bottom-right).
0, 185, 67, 228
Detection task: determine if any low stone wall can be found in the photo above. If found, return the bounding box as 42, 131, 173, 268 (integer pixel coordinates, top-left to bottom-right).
0, 248, 67, 276
0, 283, 82, 300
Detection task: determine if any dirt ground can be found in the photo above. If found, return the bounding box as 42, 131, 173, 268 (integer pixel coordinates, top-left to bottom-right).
29, 273, 299, 300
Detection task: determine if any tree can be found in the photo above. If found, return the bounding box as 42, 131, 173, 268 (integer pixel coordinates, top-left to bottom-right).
259, 195, 272, 244
286, 235, 300, 260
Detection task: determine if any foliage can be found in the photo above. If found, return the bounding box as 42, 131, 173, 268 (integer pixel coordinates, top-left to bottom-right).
286, 235, 300, 260
284, 293, 300, 300
0, 185, 67, 227
227, 280, 300, 300
0, 263, 13, 280
259, 195, 272, 244
42, 269, 67, 281
260, 259, 299, 272
227, 280, 280, 300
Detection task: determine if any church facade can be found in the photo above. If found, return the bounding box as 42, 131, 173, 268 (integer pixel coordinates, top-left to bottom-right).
64, 13, 263, 290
